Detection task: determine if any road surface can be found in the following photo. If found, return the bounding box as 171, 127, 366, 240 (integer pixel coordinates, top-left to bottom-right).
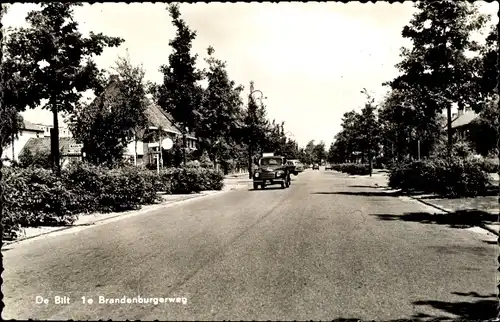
2, 168, 497, 320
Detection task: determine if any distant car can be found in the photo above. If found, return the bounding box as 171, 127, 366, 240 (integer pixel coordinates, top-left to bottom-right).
325, 164, 333, 170
313, 163, 319, 170
287, 159, 304, 175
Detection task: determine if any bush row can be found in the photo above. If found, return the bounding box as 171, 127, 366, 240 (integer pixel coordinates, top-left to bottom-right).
388, 158, 491, 198
2, 162, 225, 240
330, 163, 371, 175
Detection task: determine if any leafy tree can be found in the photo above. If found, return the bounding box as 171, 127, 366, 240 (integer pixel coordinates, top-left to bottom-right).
111, 52, 149, 165
468, 95, 499, 156
313, 141, 327, 164
157, 4, 203, 165
69, 56, 149, 167
357, 89, 382, 175
477, 24, 498, 104
5, 3, 123, 175
300, 140, 316, 165
197, 46, 244, 169
388, 1, 488, 153
243, 81, 270, 175
0, 4, 29, 167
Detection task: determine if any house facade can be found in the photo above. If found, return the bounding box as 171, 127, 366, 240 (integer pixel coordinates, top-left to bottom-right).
449, 107, 479, 141
90, 75, 198, 168
1, 120, 44, 163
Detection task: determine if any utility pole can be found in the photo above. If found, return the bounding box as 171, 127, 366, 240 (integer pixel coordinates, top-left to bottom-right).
248, 81, 254, 179
247, 81, 266, 179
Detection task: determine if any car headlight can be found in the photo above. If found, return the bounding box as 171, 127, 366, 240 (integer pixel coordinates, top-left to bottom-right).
276, 170, 283, 177
254, 172, 260, 178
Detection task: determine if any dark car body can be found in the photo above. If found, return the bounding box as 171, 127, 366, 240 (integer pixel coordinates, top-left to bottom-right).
312, 163, 319, 170
253, 156, 292, 189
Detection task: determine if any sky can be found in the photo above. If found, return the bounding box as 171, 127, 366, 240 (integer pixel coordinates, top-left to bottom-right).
3, 2, 498, 148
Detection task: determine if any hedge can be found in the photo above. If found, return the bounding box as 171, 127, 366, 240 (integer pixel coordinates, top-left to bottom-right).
330, 163, 370, 175
388, 158, 491, 197
2, 167, 80, 240
1, 162, 225, 240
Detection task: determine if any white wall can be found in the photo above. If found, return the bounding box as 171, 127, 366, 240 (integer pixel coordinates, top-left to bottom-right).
124, 140, 145, 156
1, 130, 42, 162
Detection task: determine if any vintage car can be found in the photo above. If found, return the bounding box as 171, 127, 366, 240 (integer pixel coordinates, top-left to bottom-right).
286, 159, 304, 175
312, 163, 320, 170
253, 154, 292, 189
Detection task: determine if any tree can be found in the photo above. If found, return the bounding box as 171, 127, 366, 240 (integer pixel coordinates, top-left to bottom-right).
313, 141, 326, 164
243, 81, 270, 175
5, 3, 123, 175
157, 4, 203, 165
468, 95, 499, 156
1, 4, 29, 167
111, 52, 149, 166
388, 1, 488, 154
357, 89, 381, 175
69, 57, 149, 167
197, 46, 244, 169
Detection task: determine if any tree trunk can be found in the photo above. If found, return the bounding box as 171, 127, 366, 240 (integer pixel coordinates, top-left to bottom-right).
248, 141, 252, 179
134, 133, 138, 166
11, 133, 14, 163
368, 152, 373, 177
446, 101, 452, 157
51, 99, 61, 176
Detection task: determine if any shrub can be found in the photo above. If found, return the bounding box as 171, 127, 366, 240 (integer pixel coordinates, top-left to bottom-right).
63, 162, 160, 213
478, 158, 499, 174
330, 163, 370, 175
162, 165, 224, 194
2, 167, 79, 239
388, 157, 490, 197
18, 148, 53, 169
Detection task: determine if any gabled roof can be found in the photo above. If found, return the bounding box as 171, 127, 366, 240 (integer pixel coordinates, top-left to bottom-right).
20, 137, 79, 156
98, 76, 197, 140
451, 111, 479, 129
144, 100, 182, 135
22, 120, 44, 132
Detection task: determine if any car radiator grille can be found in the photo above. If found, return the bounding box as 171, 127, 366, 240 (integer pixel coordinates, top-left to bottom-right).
260, 172, 275, 180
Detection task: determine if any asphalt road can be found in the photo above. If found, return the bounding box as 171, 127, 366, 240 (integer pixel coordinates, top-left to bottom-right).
2, 168, 497, 321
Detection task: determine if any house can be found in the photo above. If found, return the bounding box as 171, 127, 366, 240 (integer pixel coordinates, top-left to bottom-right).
1, 120, 44, 163
443, 106, 479, 141
34, 123, 73, 138
19, 137, 82, 168
89, 75, 198, 167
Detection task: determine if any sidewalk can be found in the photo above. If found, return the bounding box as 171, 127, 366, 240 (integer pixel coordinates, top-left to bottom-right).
2, 176, 250, 248
349, 170, 499, 235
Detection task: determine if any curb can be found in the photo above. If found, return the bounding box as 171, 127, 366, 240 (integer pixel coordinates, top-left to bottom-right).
409, 195, 499, 236
1, 188, 240, 249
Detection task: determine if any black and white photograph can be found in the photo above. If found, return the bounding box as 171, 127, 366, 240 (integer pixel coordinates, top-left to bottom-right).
1, 1, 499, 320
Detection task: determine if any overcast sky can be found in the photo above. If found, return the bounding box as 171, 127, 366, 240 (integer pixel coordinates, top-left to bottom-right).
3, 2, 498, 148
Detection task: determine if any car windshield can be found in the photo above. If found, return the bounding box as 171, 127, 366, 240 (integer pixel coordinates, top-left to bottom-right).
261, 158, 282, 166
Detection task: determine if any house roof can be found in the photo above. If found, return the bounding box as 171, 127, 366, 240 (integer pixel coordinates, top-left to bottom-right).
145, 100, 182, 135
99, 76, 197, 141
451, 111, 479, 129
22, 120, 44, 132
20, 137, 79, 156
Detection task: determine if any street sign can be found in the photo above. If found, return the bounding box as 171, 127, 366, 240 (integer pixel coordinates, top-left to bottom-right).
162, 138, 173, 150
68, 144, 83, 154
